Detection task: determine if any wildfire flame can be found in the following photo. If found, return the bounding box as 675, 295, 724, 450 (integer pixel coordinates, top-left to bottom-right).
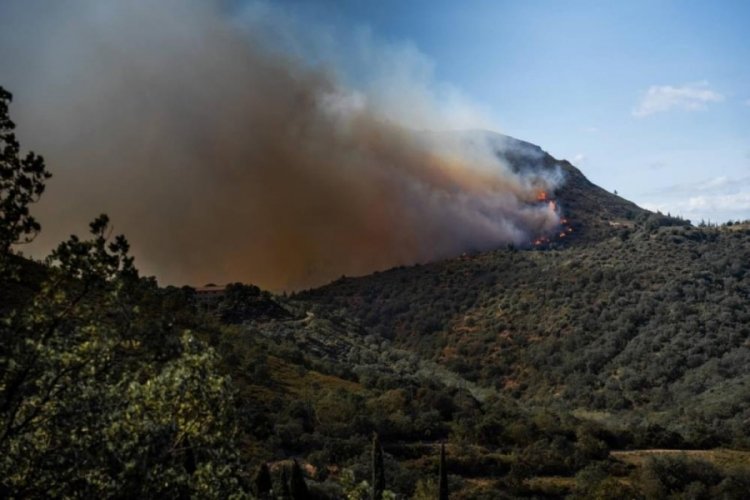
531, 191, 574, 246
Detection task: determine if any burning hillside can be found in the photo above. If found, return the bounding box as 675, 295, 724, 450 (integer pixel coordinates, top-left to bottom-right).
2, 1, 563, 291
531, 190, 575, 246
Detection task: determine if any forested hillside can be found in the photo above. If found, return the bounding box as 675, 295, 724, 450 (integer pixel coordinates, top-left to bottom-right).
298, 133, 750, 451
221, 216, 750, 498
298, 221, 750, 447
4, 83, 750, 498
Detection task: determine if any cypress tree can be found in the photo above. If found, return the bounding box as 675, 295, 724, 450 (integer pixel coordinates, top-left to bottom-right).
254, 462, 272, 499
372, 432, 385, 500
279, 466, 291, 499
438, 443, 449, 500
289, 459, 310, 500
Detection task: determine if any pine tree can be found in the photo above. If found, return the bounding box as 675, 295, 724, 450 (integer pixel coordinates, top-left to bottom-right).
0, 86, 51, 256
372, 432, 385, 500
438, 443, 449, 500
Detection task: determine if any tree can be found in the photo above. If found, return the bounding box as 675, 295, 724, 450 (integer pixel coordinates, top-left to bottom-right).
289, 459, 310, 500
0, 86, 50, 256
2, 217, 249, 497
0, 87, 248, 497
372, 432, 385, 500
438, 443, 449, 500
254, 462, 273, 498
216, 282, 288, 323
279, 466, 292, 499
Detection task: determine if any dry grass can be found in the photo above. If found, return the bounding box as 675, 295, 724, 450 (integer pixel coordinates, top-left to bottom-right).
525, 476, 576, 495
611, 449, 750, 472
266, 355, 363, 397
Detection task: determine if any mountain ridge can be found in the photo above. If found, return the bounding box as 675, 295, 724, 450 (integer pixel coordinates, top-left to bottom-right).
479, 130, 656, 244
292, 134, 748, 449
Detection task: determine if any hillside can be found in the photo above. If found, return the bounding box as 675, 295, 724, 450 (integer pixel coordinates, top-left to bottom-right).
481, 131, 654, 245
5, 119, 750, 497
227, 136, 748, 497
422, 130, 654, 248
295, 138, 748, 449
297, 223, 750, 442
232, 135, 749, 497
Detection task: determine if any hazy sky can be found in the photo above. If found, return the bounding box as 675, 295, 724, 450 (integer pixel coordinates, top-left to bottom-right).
1, 0, 749, 289
259, 0, 750, 224
0, 0, 564, 289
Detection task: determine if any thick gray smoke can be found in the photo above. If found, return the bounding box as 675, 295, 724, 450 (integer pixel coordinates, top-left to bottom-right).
0, 0, 561, 290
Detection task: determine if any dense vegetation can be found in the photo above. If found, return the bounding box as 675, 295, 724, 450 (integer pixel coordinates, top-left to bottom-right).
3, 84, 750, 498
1, 87, 248, 497
298, 222, 750, 448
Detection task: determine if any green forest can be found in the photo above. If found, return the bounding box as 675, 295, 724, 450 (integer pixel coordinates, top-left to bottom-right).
3, 85, 750, 499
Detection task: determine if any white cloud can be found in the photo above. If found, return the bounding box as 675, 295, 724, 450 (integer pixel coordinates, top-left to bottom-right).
639, 175, 750, 223
685, 192, 750, 212
647, 175, 750, 197
572, 153, 586, 164
633, 82, 724, 117
648, 160, 667, 170
641, 192, 750, 223
698, 176, 731, 191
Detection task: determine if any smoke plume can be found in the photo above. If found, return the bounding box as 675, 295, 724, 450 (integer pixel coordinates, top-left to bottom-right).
0, 0, 561, 290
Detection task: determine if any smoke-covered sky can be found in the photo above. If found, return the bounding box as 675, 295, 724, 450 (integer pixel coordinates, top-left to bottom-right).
0, 0, 561, 290
300, 0, 750, 225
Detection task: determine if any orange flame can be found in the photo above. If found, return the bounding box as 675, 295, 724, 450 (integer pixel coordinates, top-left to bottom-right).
530, 191, 574, 247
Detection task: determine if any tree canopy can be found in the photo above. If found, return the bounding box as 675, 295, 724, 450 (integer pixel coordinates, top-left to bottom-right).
0, 85, 248, 497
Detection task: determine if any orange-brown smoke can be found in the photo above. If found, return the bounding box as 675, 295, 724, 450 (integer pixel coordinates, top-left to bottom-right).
0, 1, 561, 290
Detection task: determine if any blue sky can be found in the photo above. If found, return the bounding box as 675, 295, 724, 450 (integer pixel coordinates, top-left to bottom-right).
255, 0, 750, 223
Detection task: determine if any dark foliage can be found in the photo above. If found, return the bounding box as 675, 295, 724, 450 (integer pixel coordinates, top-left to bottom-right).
297, 222, 750, 448
371, 433, 385, 500
215, 282, 291, 323
0, 85, 248, 497
0, 86, 51, 255
290, 459, 311, 500
255, 462, 273, 498
438, 443, 449, 500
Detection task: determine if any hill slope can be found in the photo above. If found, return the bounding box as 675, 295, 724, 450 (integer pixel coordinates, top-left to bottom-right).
233, 136, 750, 496
477, 131, 653, 244
212, 132, 750, 497
296, 134, 750, 447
